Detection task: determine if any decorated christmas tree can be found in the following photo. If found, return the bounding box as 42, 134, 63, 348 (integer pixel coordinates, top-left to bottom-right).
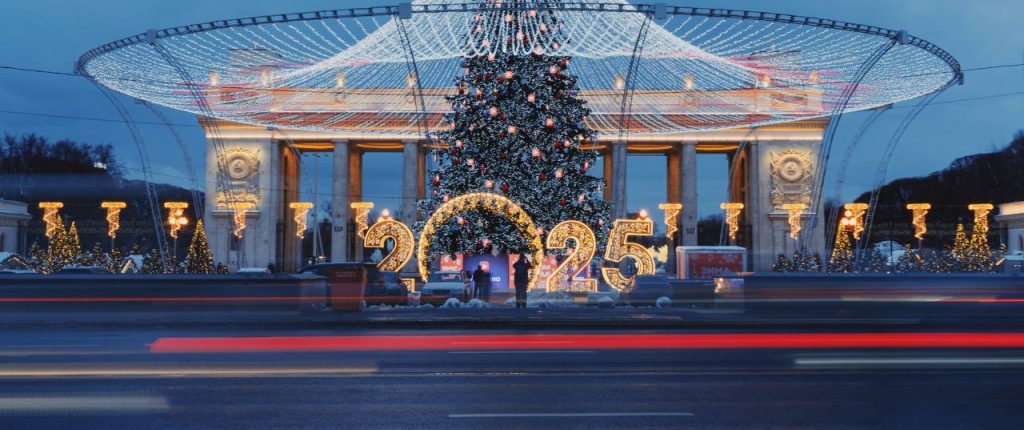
894, 244, 923, 273
186, 220, 214, 274
417, 5, 609, 257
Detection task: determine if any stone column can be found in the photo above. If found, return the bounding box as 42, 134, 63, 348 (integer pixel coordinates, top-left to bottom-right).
401, 140, 420, 226
331, 139, 350, 262
680, 141, 698, 246
611, 141, 628, 218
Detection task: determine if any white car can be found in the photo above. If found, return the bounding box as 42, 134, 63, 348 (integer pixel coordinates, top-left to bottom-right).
420, 271, 467, 304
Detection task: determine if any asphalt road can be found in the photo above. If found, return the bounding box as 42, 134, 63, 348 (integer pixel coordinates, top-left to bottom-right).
0, 326, 1023, 429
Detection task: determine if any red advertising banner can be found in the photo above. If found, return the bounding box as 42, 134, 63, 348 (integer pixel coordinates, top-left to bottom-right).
677, 247, 746, 280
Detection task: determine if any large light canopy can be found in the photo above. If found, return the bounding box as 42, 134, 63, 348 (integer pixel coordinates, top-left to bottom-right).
78, 0, 960, 136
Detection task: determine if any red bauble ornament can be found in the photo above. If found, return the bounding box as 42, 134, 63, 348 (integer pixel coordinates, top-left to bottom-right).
501, 184, 509, 193
553, 140, 563, 149
539, 172, 547, 181
545, 118, 554, 128
432, 174, 440, 186
500, 151, 507, 159
559, 197, 568, 206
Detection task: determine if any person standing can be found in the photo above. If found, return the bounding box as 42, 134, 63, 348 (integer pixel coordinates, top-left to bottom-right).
480, 265, 493, 303
472, 265, 486, 300
463, 270, 473, 301
512, 255, 532, 309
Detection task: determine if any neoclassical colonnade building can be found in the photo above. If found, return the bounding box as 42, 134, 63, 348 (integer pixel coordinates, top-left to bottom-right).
200, 100, 826, 273
75, 2, 960, 274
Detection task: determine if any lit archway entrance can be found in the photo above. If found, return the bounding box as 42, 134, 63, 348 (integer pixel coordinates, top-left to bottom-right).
416, 193, 544, 291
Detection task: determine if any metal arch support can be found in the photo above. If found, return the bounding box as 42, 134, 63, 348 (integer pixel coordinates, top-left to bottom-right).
394, 13, 432, 144
860, 86, 949, 250
86, 82, 168, 266
145, 38, 246, 266
616, 12, 653, 143
139, 101, 204, 219
809, 38, 896, 271
821, 106, 889, 263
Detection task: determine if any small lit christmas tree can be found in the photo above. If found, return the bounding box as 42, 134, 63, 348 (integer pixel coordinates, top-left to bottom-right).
894, 244, 923, 273
141, 248, 165, 274
770, 254, 792, 272
861, 247, 891, 273
67, 221, 82, 264
829, 224, 854, 273
186, 220, 214, 274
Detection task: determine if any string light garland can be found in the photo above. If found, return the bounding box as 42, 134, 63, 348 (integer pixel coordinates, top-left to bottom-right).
417, 192, 543, 290
289, 202, 314, 239
658, 203, 682, 238
601, 211, 655, 291
906, 203, 931, 241
100, 201, 127, 239
78, 1, 959, 136
350, 202, 374, 240
363, 209, 415, 272
38, 202, 63, 239
164, 202, 189, 239
545, 220, 598, 292
720, 203, 744, 242
228, 202, 255, 239
843, 203, 869, 240
782, 203, 807, 241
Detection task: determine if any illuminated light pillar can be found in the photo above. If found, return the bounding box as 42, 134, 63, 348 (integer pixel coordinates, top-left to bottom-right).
610, 141, 627, 218
658, 203, 682, 238
906, 203, 931, 246
844, 203, 869, 240
969, 203, 994, 234
331, 139, 350, 262
101, 202, 126, 245
721, 202, 744, 245
38, 202, 63, 239
782, 203, 807, 242
351, 202, 374, 242
680, 142, 698, 246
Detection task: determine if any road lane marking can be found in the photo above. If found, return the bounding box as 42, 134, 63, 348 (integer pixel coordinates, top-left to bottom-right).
448, 350, 595, 354
0, 395, 169, 412
795, 357, 1024, 367
450, 412, 694, 418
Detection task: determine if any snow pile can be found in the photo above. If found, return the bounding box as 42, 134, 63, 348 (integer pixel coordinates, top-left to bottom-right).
441, 297, 463, 308
466, 298, 488, 308
655, 296, 672, 308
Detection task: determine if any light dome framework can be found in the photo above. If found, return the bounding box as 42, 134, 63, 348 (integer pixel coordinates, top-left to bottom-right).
77, 1, 961, 136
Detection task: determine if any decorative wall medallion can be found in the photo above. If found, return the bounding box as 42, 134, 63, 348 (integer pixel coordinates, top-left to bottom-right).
769, 149, 812, 209
215, 147, 261, 208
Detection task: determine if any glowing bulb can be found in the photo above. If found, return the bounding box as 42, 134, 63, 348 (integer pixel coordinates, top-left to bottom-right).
545, 118, 554, 128
613, 74, 625, 90
548, 65, 558, 75
684, 73, 694, 90
488, 53, 496, 62
527, 93, 536, 103
381, 208, 391, 219
555, 169, 563, 179
539, 23, 548, 32
532, 147, 541, 157
505, 70, 513, 79
485, 179, 494, 188
507, 125, 517, 134
467, 158, 475, 167
639, 209, 649, 219
455, 139, 463, 148
489, 106, 498, 117
335, 71, 346, 88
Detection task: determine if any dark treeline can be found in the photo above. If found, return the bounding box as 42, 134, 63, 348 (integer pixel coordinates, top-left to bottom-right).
854, 130, 1024, 247
0, 133, 201, 254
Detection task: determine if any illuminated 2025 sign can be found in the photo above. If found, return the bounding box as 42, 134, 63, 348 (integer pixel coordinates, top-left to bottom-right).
362, 193, 655, 292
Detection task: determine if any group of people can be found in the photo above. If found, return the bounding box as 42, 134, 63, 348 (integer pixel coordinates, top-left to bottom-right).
462, 255, 533, 309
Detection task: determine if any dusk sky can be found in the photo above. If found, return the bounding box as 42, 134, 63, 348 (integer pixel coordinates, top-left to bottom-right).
1, 0, 1022, 219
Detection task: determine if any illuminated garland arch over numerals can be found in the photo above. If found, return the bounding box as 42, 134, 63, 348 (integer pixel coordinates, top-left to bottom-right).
417, 192, 544, 290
